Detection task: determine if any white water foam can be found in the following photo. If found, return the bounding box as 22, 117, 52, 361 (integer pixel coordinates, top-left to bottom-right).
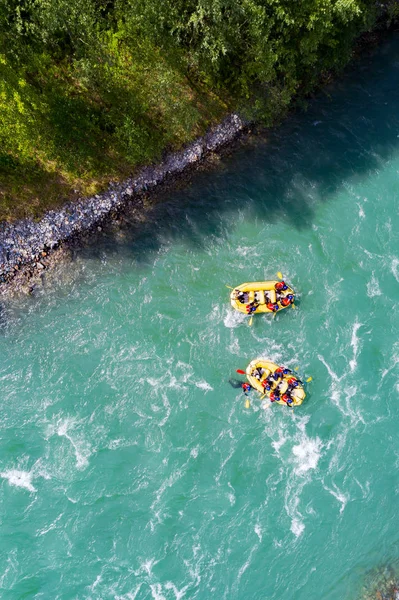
150, 583, 167, 600
323, 482, 350, 514
234, 542, 259, 590
158, 393, 171, 427
277, 417, 324, 538
254, 524, 263, 542
0, 469, 36, 492
381, 341, 399, 379
319, 353, 366, 424
57, 418, 91, 470
227, 337, 240, 356
0, 549, 18, 589
349, 320, 363, 372
272, 432, 287, 455
149, 453, 193, 530
38, 512, 63, 536
290, 518, 305, 537
190, 447, 199, 459
195, 380, 214, 392
137, 558, 159, 577
391, 257, 399, 282
366, 272, 382, 297
164, 581, 190, 600
115, 586, 143, 600
223, 309, 246, 328
292, 436, 322, 475
236, 245, 257, 257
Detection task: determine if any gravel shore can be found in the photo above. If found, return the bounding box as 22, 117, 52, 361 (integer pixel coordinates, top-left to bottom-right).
0, 114, 248, 296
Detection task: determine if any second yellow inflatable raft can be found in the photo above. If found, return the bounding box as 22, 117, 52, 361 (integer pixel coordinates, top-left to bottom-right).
246, 359, 306, 407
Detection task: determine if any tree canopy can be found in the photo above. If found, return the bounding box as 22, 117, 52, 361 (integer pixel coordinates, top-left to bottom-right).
0, 0, 390, 218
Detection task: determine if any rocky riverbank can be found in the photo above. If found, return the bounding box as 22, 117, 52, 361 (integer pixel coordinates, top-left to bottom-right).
360, 564, 399, 600
0, 113, 248, 297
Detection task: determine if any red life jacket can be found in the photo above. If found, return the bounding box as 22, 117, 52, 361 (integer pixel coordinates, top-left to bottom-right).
281, 297, 290, 307
275, 367, 284, 375
275, 281, 285, 291
270, 392, 276, 402
267, 302, 278, 312
287, 377, 297, 386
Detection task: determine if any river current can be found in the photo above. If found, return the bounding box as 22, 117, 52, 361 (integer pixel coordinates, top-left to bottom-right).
1, 36, 399, 600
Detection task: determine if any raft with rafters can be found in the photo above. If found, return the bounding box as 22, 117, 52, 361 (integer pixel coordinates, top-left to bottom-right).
230, 281, 295, 314
246, 359, 306, 407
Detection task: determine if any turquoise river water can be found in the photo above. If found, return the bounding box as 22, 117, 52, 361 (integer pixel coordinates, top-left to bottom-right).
1, 36, 399, 600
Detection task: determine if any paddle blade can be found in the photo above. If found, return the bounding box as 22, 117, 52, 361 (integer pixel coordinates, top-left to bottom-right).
277, 272, 283, 279
306, 376, 313, 383
225, 284, 234, 289
294, 366, 299, 371
236, 369, 246, 375
249, 316, 253, 326
245, 399, 250, 409
260, 393, 266, 401
291, 303, 296, 309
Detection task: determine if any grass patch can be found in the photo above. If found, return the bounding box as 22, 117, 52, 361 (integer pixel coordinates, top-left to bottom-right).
0, 36, 228, 221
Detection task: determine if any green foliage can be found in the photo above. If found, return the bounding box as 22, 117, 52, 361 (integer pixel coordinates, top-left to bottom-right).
0, 0, 382, 218
386, 0, 399, 24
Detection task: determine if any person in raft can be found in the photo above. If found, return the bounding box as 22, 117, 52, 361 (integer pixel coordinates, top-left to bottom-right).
236, 290, 249, 304
287, 376, 299, 391
270, 390, 280, 403
253, 367, 266, 381
275, 281, 288, 292
280, 294, 295, 307
267, 302, 279, 312
242, 382, 252, 396
246, 302, 258, 314
272, 366, 285, 381
262, 375, 274, 391
281, 392, 294, 407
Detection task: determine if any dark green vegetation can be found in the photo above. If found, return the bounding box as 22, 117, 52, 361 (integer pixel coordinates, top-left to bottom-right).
0, 0, 395, 220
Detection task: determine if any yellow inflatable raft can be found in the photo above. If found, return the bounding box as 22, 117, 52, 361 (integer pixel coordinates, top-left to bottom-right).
246, 359, 306, 407
230, 281, 295, 315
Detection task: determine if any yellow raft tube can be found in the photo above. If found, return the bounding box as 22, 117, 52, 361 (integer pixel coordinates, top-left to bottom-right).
230, 281, 295, 314
246, 359, 306, 407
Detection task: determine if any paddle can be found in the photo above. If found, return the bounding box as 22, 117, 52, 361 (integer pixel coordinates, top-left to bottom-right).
245, 398, 250, 409
292, 367, 313, 383
225, 284, 234, 289
236, 369, 246, 375
249, 315, 253, 326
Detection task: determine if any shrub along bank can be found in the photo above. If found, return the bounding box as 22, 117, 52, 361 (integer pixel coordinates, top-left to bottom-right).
0, 0, 396, 220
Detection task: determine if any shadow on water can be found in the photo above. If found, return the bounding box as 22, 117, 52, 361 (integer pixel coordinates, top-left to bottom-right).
2, 36, 399, 326
75, 35, 399, 268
